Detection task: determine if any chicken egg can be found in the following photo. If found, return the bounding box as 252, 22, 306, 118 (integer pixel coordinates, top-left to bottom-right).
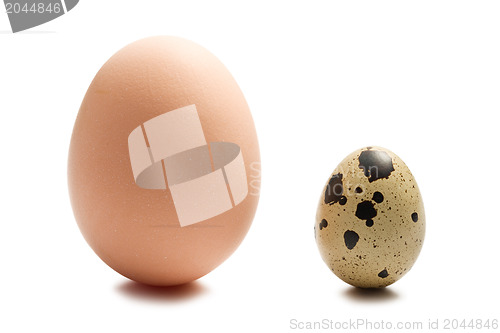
68, 36, 260, 286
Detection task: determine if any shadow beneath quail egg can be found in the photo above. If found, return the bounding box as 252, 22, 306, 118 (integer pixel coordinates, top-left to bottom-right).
342, 286, 399, 303
116, 280, 209, 303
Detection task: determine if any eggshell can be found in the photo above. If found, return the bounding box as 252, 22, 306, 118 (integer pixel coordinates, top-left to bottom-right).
315, 146, 425, 288
68, 36, 260, 286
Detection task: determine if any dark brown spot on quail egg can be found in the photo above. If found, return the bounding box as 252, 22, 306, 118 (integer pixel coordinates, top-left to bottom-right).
324, 173, 344, 205
412, 212, 419, 222
355, 201, 377, 227
378, 269, 389, 278
372, 191, 384, 203
358, 149, 395, 182
344, 230, 359, 250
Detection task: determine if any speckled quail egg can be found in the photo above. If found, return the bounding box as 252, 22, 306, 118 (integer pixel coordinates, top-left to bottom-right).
315, 146, 425, 288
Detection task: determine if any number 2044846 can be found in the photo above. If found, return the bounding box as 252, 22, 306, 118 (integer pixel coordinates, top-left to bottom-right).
443, 319, 498, 330
5, 2, 62, 14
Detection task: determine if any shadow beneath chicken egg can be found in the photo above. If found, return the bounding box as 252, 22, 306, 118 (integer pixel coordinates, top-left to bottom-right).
342, 286, 400, 303
116, 280, 209, 303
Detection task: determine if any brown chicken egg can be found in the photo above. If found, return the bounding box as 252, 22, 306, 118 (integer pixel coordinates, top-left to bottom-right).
68, 36, 261, 286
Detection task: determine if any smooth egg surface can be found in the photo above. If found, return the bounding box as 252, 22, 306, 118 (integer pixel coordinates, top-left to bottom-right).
68, 36, 260, 286
315, 146, 425, 288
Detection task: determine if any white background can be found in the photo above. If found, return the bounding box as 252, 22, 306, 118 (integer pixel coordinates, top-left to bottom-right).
1, 1, 499, 332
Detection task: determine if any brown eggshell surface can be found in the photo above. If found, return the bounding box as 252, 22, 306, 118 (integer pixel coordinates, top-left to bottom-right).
68, 36, 260, 286
315, 147, 425, 288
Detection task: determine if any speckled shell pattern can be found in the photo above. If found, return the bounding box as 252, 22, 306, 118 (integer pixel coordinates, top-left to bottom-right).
315, 146, 425, 288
